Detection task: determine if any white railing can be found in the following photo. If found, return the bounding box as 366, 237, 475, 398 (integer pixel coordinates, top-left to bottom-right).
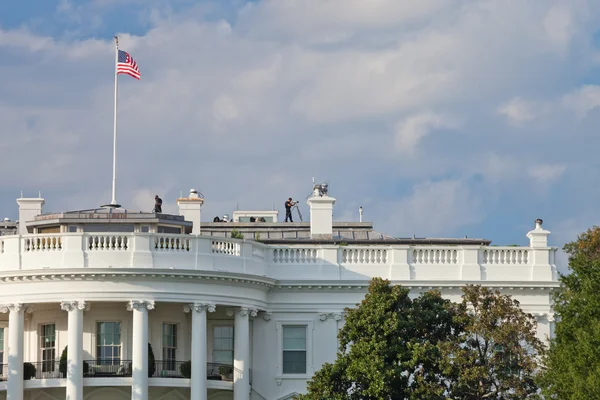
24, 235, 63, 251
412, 248, 458, 264
0, 233, 555, 281
211, 240, 240, 256
87, 235, 129, 251
342, 248, 387, 264
272, 248, 318, 264
154, 236, 190, 252
482, 248, 529, 264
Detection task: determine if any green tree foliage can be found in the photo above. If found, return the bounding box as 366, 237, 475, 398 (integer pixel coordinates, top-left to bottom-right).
442, 285, 544, 399
297, 278, 464, 400
298, 280, 544, 400
540, 226, 600, 399
230, 229, 244, 239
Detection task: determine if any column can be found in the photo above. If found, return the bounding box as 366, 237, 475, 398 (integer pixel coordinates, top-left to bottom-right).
0, 304, 27, 400
231, 307, 256, 400
184, 303, 215, 400
60, 301, 88, 400
127, 301, 155, 400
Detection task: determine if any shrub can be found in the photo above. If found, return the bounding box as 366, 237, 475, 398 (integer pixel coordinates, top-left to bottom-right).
180, 360, 191, 378
23, 362, 36, 380
148, 343, 156, 377
219, 364, 233, 376
59, 346, 89, 377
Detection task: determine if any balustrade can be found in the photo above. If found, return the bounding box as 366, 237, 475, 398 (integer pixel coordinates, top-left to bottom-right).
87, 235, 128, 251
0, 233, 552, 281
483, 248, 529, 264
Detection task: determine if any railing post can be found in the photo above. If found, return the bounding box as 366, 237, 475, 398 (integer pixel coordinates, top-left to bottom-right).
389, 246, 410, 280
131, 234, 153, 268
1, 236, 21, 271
461, 246, 481, 280
61, 234, 85, 268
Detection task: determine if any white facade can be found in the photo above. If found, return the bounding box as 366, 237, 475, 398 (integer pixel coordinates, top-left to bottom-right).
0, 191, 559, 400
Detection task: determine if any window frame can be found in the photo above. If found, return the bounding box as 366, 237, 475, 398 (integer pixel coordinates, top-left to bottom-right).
39, 323, 57, 373
95, 321, 122, 365
275, 320, 313, 379
162, 322, 178, 370
0, 326, 5, 365
212, 325, 235, 365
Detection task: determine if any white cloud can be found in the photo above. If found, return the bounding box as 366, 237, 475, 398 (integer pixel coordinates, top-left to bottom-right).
562, 85, 600, 116
498, 97, 546, 124
544, 5, 574, 53
394, 112, 455, 154
0, 0, 598, 244
528, 164, 567, 183
385, 180, 484, 237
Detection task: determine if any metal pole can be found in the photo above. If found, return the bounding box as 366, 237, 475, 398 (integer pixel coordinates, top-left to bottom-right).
111, 36, 119, 205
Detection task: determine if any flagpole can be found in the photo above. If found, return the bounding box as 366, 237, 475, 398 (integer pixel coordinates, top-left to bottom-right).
111, 35, 119, 207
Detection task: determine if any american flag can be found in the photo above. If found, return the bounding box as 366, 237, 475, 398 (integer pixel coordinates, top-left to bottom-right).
117, 50, 140, 80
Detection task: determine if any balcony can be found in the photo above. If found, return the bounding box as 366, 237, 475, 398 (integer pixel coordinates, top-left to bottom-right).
0, 232, 556, 282
13, 361, 236, 381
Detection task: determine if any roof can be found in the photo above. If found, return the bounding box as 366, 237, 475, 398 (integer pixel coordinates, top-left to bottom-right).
200, 221, 491, 245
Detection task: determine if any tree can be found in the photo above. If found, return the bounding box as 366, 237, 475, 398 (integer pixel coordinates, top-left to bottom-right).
297, 278, 463, 400
540, 226, 600, 399
298, 280, 544, 400
442, 285, 545, 399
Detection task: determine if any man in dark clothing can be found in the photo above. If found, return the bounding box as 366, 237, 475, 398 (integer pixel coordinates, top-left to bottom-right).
285, 197, 297, 222
154, 195, 163, 213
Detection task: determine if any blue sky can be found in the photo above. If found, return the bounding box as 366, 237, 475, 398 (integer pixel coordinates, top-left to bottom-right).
1, 0, 600, 268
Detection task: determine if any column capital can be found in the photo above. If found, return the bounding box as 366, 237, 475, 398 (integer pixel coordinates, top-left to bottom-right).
263, 312, 272, 321
0, 303, 33, 314
183, 303, 216, 313
127, 300, 155, 311
60, 301, 90, 312
227, 307, 258, 317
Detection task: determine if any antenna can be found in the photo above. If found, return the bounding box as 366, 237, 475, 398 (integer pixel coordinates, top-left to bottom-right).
39, 191, 42, 198
359, 206, 363, 222
20, 191, 23, 198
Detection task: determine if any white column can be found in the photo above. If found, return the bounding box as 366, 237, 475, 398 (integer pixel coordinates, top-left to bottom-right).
0, 304, 27, 400
127, 301, 155, 400
61, 301, 88, 400
184, 303, 215, 400
231, 307, 257, 400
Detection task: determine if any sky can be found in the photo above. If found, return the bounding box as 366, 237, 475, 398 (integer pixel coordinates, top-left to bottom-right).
1, 0, 600, 271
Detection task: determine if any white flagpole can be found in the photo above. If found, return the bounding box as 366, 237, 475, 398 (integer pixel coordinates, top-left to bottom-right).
111, 36, 119, 206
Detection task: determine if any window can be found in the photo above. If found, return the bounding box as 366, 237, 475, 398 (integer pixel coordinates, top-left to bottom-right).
68, 225, 77, 232
0, 327, 4, 364
40, 324, 56, 372
213, 326, 234, 364
162, 323, 177, 370
140, 226, 150, 233
282, 326, 307, 374
96, 322, 121, 364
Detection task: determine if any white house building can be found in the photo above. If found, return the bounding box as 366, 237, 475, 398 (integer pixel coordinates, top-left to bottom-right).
0, 184, 559, 400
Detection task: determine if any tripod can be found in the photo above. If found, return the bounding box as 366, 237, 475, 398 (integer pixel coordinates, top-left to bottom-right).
292, 204, 303, 222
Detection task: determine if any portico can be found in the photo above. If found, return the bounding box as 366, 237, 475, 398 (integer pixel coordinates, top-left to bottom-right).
0, 300, 260, 400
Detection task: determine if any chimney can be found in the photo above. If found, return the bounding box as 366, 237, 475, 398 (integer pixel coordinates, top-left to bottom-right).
16, 195, 45, 235
527, 218, 550, 248
177, 189, 204, 235
307, 183, 336, 239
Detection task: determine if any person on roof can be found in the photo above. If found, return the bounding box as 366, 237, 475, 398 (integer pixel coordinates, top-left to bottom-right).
285, 197, 297, 222
154, 195, 163, 213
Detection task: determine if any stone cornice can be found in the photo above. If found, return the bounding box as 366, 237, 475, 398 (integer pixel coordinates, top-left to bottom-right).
0, 268, 276, 289
273, 281, 561, 290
